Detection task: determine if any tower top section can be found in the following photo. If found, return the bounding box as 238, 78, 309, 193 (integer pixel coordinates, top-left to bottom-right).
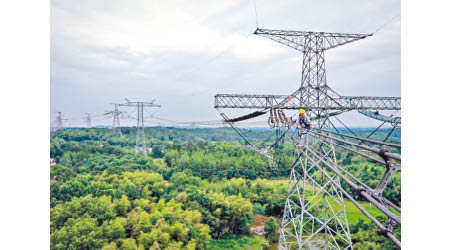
254, 28, 372, 52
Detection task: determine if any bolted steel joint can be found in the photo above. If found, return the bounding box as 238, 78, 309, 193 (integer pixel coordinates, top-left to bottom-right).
377, 148, 390, 162
377, 226, 392, 237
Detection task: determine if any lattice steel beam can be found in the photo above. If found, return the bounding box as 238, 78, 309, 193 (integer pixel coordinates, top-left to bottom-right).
215, 93, 400, 110
359, 110, 401, 127
254, 28, 372, 52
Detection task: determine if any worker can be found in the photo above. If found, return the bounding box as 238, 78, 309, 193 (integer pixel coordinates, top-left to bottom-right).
296, 109, 312, 146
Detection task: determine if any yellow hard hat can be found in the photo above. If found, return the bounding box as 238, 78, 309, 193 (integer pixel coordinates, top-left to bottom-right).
299, 109, 305, 114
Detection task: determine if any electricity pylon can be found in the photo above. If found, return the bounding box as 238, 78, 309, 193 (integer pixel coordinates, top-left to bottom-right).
105, 104, 125, 135
119, 98, 160, 155
215, 28, 397, 249
52, 112, 64, 132
84, 113, 91, 128
263, 28, 371, 250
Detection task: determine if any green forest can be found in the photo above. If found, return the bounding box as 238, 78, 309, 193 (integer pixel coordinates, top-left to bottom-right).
50, 127, 400, 250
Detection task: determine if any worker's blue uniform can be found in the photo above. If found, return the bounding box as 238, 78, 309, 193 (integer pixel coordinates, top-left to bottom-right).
298, 114, 311, 146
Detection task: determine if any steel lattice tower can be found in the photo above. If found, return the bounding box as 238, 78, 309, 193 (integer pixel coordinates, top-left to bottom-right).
53, 112, 64, 132
105, 104, 124, 135
215, 28, 401, 248
136, 102, 146, 155
84, 113, 91, 128
254, 28, 371, 250
120, 99, 160, 155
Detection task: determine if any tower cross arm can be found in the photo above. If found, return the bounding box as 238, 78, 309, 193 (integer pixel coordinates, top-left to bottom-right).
141, 103, 161, 107
119, 102, 161, 108
214, 93, 400, 110
254, 28, 372, 52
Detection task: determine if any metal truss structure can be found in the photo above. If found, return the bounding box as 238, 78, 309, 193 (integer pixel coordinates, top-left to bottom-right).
358, 110, 401, 127
84, 113, 91, 128
215, 28, 401, 249
356, 110, 401, 142
119, 99, 161, 155
215, 93, 400, 110
52, 112, 64, 132
105, 104, 126, 135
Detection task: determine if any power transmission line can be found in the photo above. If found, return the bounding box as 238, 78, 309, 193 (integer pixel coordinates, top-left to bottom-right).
373, 13, 400, 34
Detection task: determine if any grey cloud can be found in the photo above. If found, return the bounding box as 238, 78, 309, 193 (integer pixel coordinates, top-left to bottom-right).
51, 0, 400, 128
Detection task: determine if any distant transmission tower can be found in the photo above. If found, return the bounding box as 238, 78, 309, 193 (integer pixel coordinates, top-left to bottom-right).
105, 104, 125, 135
84, 113, 91, 128
52, 112, 64, 132
120, 98, 161, 155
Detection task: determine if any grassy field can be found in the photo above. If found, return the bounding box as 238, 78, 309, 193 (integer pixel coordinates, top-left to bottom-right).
211, 235, 268, 250
261, 178, 399, 224
344, 199, 399, 224
217, 177, 399, 249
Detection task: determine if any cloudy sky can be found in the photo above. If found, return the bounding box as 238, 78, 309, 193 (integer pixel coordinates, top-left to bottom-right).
50, 0, 400, 127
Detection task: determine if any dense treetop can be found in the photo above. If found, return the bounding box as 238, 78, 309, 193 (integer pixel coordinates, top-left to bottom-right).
50, 127, 400, 249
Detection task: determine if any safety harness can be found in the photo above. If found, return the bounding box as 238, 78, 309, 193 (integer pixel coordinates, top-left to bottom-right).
299, 115, 311, 130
